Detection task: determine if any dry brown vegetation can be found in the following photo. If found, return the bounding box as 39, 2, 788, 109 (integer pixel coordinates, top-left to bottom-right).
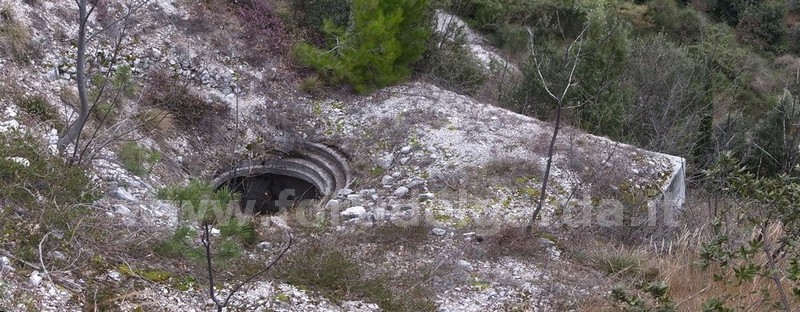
0, 6, 39, 64
140, 70, 229, 134
563, 194, 800, 311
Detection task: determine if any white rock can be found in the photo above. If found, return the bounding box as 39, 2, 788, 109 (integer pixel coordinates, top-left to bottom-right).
210, 228, 221, 235
5, 106, 16, 118
381, 175, 394, 186
113, 188, 137, 202
400, 157, 411, 165
48, 251, 66, 261
372, 208, 388, 221
418, 192, 435, 200
431, 228, 447, 236
257, 242, 272, 249
338, 189, 353, 196
0, 119, 20, 132
0, 256, 13, 272
107, 270, 122, 281
341, 206, 367, 219
346, 194, 360, 201
377, 154, 394, 170
5, 157, 30, 167
29, 271, 42, 286
326, 199, 341, 208
400, 146, 412, 153
113, 204, 132, 215
393, 186, 409, 197
358, 189, 377, 196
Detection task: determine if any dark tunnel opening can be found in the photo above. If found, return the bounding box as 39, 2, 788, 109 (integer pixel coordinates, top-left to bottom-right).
223, 174, 321, 214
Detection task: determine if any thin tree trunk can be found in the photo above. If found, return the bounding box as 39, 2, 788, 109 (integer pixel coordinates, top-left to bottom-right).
525, 25, 588, 234
58, 0, 91, 152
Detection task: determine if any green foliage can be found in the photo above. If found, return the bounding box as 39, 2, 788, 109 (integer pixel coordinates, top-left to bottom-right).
643, 0, 706, 44
154, 225, 203, 260
157, 180, 237, 224
290, 0, 350, 44
298, 76, 323, 95
611, 283, 675, 312
701, 153, 800, 310
16, 94, 61, 127
704, 0, 787, 53
0, 132, 97, 208
156, 180, 251, 255
117, 141, 161, 176
89, 65, 137, 125
420, 21, 487, 95
704, 0, 756, 25
274, 240, 436, 311
502, 1, 635, 138
617, 34, 707, 156
219, 218, 258, 246
294, 0, 431, 93
735, 0, 787, 53
0, 132, 98, 263
744, 89, 800, 176
702, 298, 734, 312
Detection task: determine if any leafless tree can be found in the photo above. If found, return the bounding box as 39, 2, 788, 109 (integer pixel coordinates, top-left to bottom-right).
525, 24, 589, 234
203, 223, 292, 312
58, 0, 149, 163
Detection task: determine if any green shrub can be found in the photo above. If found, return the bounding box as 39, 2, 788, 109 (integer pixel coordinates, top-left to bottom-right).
644, 0, 706, 44
89, 65, 137, 125
0, 132, 98, 263
298, 76, 323, 95
290, 0, 350, 44
420, 23, 487, 95
117, 141, 161, 176
734, 0, 787, 53
294, 0, 431, 93
16, 95, 59, 124
274, 239, 437, 311
155, 180, 251, 261
0, 132, 97, 208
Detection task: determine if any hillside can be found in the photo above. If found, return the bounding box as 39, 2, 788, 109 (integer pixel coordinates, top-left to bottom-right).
0, 0, 798, 311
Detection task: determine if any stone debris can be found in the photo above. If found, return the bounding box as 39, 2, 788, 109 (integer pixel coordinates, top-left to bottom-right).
341, 206, 367, 219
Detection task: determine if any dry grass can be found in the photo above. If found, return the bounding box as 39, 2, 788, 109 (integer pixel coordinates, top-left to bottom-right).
140, 70, 229, 133
135, 107, 176, 137
482, 226, 549, 259
567, 221, 800, 311
653, 226, 799, 311
0, 7, 38, 64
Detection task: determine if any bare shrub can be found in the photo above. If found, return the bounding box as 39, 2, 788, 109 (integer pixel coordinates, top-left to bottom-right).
482, 226, 548, 259
134, 107, 176, 137
235, 0, 293, 65
140, 71, 229, 133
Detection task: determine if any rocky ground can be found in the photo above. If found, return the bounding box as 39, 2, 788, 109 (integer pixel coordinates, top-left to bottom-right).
0, 0, 684, 310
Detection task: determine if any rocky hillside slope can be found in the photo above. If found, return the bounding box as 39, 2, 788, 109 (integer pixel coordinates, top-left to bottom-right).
0, 0, 685, 310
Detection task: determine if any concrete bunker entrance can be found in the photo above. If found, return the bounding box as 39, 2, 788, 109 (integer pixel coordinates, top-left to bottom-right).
224, 174, 320, 214
212, 143, 352, 215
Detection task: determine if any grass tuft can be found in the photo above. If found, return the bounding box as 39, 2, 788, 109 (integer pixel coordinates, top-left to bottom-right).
0, 7, 39, 64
